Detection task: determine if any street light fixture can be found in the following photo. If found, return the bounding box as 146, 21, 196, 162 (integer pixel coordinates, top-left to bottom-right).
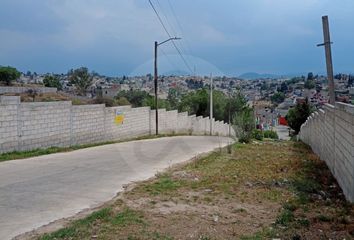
154, 37, 181, 135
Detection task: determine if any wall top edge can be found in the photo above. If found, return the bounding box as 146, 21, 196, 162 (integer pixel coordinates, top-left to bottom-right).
335, 102, 354, 115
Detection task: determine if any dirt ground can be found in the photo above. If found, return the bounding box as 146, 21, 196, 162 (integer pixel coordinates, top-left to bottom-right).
23, 141, 353, 240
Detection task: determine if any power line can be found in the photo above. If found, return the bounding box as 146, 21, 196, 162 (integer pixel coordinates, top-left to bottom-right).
155, 0, 178, 38
165, 0, 196, 75
166, 0, 195, 58
148, 0, 193, 74
159, 47, 179, 71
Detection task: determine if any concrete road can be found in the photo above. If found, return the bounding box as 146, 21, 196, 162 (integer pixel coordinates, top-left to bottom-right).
0, 136, 232, 240
274, 125, 291, 140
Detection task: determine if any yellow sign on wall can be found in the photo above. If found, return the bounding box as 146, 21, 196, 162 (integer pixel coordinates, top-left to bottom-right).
114, 110, 124, 125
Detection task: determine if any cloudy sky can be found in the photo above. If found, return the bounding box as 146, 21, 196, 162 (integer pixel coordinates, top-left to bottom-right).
0, 0, 353, 76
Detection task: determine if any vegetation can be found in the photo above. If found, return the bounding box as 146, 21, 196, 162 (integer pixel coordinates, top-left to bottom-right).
279, 82, 288, 93
307, 72, 314, 80
90, 97, 117, 107
43, 75, 62, 90
270, 92, 285, 104
26, 89, 39, 102
304, 79, 315, 89
33, 141, 354, 240
116, 89, 153, 108
0, 66, 20, 85
252, 129, 279, 141
252, 129, 264, 141
286, 99, 311, 134
115, 88, 249, 124
178, 88, 209, 117
69, 67, 93, 96
263, 130, 279, 139
233, 105, 255, 143
114, 96, 131, 106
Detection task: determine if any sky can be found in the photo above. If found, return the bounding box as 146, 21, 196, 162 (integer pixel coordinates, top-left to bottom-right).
0, 0, 353, 77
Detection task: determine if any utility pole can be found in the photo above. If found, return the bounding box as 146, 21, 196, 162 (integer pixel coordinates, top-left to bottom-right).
154, 37, 181, 135
317, 15, 335, 104
210, 73, 213, 135
154, 41, 158, 135
228, 89, 231, 137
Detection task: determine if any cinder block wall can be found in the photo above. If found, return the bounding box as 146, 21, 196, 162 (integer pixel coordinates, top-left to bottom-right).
299, 102, 354, 202
0, 86, 57, 94
0, 96, 235, 154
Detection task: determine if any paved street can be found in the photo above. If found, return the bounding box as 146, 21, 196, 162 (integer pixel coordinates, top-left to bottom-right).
0, 136, 232, 240
274, 125, 291, 140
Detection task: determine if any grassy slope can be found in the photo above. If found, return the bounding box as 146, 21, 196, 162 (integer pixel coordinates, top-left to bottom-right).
34, 141, 353, 240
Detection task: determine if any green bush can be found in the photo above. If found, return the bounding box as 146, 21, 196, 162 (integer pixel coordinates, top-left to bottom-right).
91, 97, 115, 107
252, 129, 264, 141
263, 130, 279, 139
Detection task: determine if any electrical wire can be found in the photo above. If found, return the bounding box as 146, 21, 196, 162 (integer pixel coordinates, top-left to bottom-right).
148, 0, 193, 74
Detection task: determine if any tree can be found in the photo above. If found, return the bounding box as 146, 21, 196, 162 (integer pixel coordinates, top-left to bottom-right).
304, 79, 315, 89
212, 90, 228, 121
224, 90, 247, 123
233, 106, 255, 143
43, 75, 62, 90
115, 97, 131, 106
271, 92, 285, 104
0, 66, 20, 86
69, 67, 93, 96
280, 82, 288, 93
167, 88, 180, 110
26, 89, 38, 102
286, 99, 311, 134
178, 89, 209, 117
307, 72, 314, 80
116, 89, 152, 107
348, 75, 354, 87
260, 83, 269, 91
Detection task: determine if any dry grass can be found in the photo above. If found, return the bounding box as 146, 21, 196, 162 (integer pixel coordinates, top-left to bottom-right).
32, 141, 354, 240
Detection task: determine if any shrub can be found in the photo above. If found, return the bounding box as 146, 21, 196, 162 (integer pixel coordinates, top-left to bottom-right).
263, 130, 279, 139
286, 99, 311, 134
90, 97, 115, 107
0, 66, 20, 86
252, 129, 264, 141
233, 106, 255, 143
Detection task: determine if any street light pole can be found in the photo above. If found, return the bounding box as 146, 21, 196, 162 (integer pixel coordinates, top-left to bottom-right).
154, 37, 181, 135
210, 73, 213, 135
154, 41, 158, 135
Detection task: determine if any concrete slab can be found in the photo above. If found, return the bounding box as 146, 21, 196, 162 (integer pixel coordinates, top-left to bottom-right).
274, 125, 291, 140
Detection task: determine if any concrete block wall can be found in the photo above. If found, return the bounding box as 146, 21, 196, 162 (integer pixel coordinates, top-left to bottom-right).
0, 86, 57, 94
0, 96, 20, 152
0, 96, 235, 155
20, 101, 71, 150
106, 106, 151, 140
71, 104, 106, 145
299, 102, 354, 202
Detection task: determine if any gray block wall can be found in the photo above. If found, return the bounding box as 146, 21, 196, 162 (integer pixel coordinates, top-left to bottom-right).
0, 86, 57, 94
0, 96, 235, 154
299, 102, 354, 202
